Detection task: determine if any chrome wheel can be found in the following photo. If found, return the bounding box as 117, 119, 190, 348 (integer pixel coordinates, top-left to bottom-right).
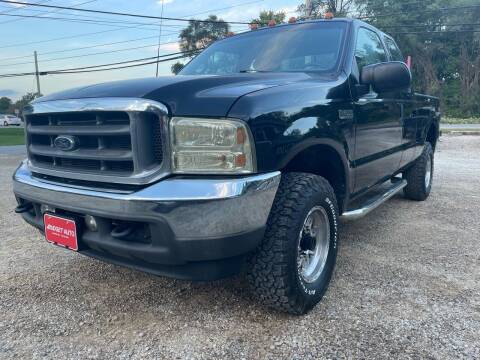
425, 154, 432, 188
297, 206, 330, 283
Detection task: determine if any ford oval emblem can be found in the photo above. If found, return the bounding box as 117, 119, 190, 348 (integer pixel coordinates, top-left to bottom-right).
54, 135, 79, 151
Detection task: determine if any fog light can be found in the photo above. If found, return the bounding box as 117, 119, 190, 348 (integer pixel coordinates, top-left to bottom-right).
40, 204, 55, 214
84, 215, 98, 232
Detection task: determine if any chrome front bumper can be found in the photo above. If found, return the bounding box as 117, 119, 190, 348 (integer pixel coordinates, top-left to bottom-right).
13, 162, 281, 279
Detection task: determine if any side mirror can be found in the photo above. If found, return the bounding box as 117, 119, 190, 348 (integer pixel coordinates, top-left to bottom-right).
360, 61, 411, 93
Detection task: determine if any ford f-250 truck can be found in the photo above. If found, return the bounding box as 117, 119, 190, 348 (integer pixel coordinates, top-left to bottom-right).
13, 18, 440, 314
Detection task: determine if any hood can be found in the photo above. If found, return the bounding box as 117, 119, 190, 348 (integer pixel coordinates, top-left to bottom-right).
36, 73, 312, 117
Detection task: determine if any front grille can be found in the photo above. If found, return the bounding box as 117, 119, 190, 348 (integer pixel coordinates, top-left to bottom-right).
25, 110, 165, 181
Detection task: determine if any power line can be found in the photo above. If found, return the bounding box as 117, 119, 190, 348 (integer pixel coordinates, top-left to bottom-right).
0, 0, 52, 14
0, 35, 163, 62
49, 52, 190, 72
381, 23, 480, 29
0, 40, 181, 68
0, 12, 190, 29
0, 0, 263, 26
51, 55, 188, 75
0, 0, 254, 24
391, 29, 480, 35
0, 21, 174, 49
344, 0, 432, 16
357, 4, 480, 20
285, 1, 428, 18
0, 49, 201, 78
0, 0, 97, 25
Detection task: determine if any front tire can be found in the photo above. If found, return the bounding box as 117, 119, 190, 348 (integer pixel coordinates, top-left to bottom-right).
247, 172, 339, 315
3, 121, 7, 126
403, 142, 434, 201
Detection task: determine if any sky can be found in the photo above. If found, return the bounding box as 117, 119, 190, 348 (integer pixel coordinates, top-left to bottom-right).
0, 0, 300, 100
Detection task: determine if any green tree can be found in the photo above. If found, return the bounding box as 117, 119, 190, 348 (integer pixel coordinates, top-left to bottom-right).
13, 92, 42, 117
251, 10, 286, 25
171, 62, 185, 75
0, 97, 12, 113
179, 15, 230, 53
297, 0, 353, 18
171, 15, 230, 74
354, 0, 480, 117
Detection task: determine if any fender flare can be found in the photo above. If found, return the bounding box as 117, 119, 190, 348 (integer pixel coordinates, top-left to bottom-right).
278, 137, 353, 198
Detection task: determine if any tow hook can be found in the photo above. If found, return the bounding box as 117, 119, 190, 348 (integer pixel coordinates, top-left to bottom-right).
110, 223, 135, 239
14, 202, 33, 213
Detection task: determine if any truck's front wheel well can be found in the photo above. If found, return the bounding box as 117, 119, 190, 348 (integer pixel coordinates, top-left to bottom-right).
283, 145, 347, 212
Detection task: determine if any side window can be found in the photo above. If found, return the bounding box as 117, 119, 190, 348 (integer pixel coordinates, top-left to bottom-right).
355, 27, 387, 71
384, 37, 404, 62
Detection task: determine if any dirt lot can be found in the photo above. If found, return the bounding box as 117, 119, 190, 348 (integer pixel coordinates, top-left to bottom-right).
1, 136, 479, 359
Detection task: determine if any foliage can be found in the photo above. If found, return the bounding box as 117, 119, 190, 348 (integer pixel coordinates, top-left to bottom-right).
171, 62, 185, 75
0, 97, 12, 114
172, 15, 230, 74
14, 92, 43, 117
178, 15, 230, 54
353, 0, 480, 117
0, 128, 25, 146
251, 10, 286, 25
297, 0, 354, 18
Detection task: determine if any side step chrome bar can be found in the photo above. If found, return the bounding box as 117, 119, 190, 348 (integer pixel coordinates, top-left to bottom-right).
341, 178, 407, 221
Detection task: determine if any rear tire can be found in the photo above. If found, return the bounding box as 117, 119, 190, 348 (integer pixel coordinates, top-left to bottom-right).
247, 172, 339, 315
403, 142, 434, 201
3, 121, 7, 126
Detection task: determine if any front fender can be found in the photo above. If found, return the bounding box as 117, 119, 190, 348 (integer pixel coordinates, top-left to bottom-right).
228, 78, 354, 171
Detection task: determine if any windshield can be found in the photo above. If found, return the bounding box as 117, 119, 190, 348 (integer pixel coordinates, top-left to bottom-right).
180, 21, 347, 75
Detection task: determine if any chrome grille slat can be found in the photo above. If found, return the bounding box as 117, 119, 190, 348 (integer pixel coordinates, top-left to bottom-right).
29, 144, 133, 161
27, 124, 131, 136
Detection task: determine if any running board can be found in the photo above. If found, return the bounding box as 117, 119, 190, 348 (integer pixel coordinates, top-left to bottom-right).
341, 178, 407, 221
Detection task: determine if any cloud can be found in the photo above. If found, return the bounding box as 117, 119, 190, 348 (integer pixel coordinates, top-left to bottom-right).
157, 0, 174, 4
160, 42, 180, 52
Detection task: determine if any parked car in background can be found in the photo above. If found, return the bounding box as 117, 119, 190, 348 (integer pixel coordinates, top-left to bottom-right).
1, 114, 22, 126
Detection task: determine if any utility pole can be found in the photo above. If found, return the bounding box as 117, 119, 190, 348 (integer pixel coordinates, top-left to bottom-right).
33, 51, 41, 96
155, 0, 165, 77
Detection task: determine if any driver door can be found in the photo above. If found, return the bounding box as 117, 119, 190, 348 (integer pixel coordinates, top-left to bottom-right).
352, 27, 404, 194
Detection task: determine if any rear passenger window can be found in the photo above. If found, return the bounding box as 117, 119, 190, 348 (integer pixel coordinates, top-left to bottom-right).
384, 37, 404, 62
355, 27, 387, 71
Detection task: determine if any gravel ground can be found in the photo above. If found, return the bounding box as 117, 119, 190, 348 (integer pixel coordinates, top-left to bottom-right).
1, 136, 479, 359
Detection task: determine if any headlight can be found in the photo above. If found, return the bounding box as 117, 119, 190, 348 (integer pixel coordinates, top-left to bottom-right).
170, 117, 255, 174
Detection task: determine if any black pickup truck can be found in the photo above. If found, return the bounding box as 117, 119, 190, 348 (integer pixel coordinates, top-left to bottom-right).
13, 18, 440, 314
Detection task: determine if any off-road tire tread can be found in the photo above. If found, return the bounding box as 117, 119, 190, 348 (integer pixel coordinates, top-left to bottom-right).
404, 142, 433, 201
247, 172, 338, 314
